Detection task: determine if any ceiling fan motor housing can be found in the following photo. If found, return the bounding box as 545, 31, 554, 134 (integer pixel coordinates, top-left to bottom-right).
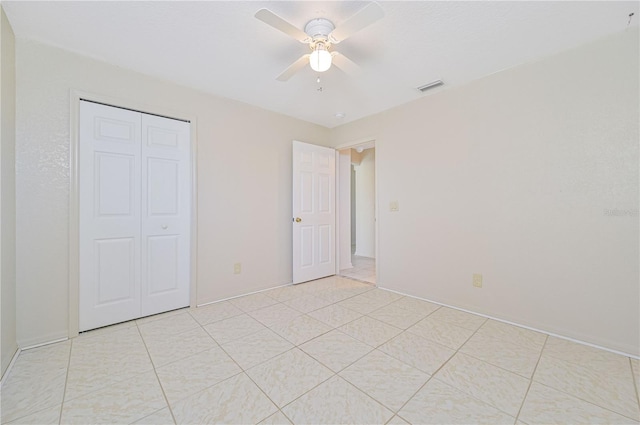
304, 18, 335, 42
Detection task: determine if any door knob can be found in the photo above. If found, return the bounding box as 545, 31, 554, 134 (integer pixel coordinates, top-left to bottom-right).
161, 224, 168, 229
295, 217, 302, 223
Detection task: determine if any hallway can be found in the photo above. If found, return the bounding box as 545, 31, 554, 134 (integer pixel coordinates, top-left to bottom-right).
340, 256, 376, 284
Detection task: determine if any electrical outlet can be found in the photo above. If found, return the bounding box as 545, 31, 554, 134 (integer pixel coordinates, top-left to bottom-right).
234, 263, 241, 274
473, 273, 483, 288
389, 201, 399, 212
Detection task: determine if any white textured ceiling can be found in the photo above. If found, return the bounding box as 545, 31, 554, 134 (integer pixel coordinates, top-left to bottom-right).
3, 1, 638, 128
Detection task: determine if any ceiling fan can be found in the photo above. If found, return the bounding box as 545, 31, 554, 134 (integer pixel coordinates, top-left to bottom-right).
254, 3, 385, 81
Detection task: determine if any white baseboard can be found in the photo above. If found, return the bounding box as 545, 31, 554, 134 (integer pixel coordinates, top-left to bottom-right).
196, 281, 293, 308
20, 337, 69, 351
17, 330, 69, 351
379, 286, 640, 360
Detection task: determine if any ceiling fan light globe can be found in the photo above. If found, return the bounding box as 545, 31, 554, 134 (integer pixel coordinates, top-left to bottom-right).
310, 49, 332, 72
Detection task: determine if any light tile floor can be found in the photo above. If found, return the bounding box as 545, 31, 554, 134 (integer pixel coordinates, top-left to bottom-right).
1, 276, 639, 425
340, 255, 376, 284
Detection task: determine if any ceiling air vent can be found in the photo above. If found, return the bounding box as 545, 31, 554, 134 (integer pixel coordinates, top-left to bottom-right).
416, 80, 444, 93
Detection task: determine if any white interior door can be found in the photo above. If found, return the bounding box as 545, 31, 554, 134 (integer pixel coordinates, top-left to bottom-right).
141, 114, 191, 316
79, 101, 191, 331
79, 102, 142, 331
292, 141, 336, 284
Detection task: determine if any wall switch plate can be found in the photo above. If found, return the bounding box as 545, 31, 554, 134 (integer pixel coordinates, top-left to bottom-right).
389, 201, 399, 212
234, 263, 241, 274
473, 273, 483, 288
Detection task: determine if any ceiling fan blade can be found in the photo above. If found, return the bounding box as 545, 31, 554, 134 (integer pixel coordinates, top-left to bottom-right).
276, 54, 310, 81
331, 52, 362, 77
255, 9, 311, 43
329, 2, 385, 43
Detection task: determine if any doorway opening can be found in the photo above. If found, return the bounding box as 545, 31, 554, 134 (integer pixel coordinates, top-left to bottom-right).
337, 142, 376, 284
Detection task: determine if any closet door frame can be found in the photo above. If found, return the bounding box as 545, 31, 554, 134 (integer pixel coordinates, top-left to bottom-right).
69, 90, 198, 338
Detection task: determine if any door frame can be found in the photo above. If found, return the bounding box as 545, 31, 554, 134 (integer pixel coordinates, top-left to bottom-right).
68, 90, 198, 338
334, 138, 378, 280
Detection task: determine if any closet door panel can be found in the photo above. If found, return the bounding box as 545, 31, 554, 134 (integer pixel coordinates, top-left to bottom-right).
141, 114, 191, 316
79, 101, 142, 331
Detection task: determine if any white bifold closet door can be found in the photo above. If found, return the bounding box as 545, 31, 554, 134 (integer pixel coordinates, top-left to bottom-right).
79, 101, 191, 331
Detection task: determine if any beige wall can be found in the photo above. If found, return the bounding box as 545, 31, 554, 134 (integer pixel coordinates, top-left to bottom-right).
1, 6, 18, 376
10, 25, 639, 356
15, 39, 330, 347
332, 28, 639, 355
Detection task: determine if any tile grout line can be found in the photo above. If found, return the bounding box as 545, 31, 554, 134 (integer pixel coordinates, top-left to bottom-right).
325, 303, 455, 422
176, 309, 272, 418
434, 319, 540, 420
298, 327, 374, 375
49, 327, 145, 405
519, 338, 640, 422
202, 302, 305, 423
135, 320, 179, 425
631, 358, 640, 413
390, 376, 439, 425
530, 345, 640, 421
202, 285, 354, 350
418, 309, 554, 377
241, 346, 329, 424
415, 315, 541, 420
99, 291, 444, 420
513, 334, 549, 423
237, 287, 385, 424
337, 361, 414, 418
236, 294, 350, 422
151, 312, 248, 415
40, 278, 638, 424
57, 339, 74, 425
0, 346, 66, 424
236, 287, 376, 421
276, 371, 388, 425
232, 348, 298, 423
278, 408, 296, 425
455, 347, 539, 381
244, 286, 376, 417
533, 380, 640, 422
388, 315, 492, 422
8, 276, 636, 424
